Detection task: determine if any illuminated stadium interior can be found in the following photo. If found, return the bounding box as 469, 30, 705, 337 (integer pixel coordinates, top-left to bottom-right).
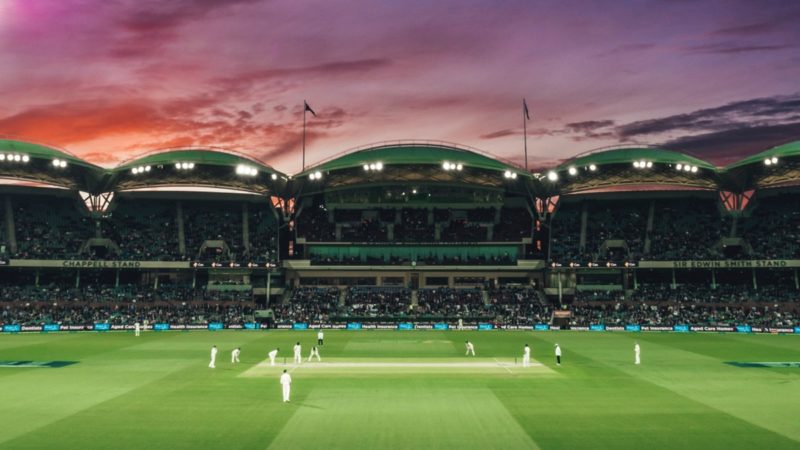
0, 138, 799, 329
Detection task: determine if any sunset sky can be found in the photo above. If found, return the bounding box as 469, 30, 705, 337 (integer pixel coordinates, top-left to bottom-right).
1, 0, 798, 173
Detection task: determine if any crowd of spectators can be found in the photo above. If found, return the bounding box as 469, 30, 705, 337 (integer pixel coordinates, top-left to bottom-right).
493, 208, 532, 242
4, 197, 278, 262
0, 283, 254, 304
106, 200, 180, 261
487, 287, 549, 325
647, 199, 729, 260
416, 287, 488, 318
273, 287, 340, 323
1, 302, 254, 326
344, 287, 411, 317
741, 194, 800, 259
569, 302, 796, 328
12, 197, 94, 259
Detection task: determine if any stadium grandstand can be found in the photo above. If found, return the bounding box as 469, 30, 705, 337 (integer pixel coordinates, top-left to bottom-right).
1, 138, 799, 331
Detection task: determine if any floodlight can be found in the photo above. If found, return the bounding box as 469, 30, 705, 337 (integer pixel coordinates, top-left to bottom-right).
646, 161, 653, 168
375, 162, 383, 170
547, 171, 558, 181
456, 163, 463, 171
271, 173, 278, 180
676, 164, 683, 171
21, 155, 29, 163
690, 166, 698, 173
589, 164, 597, 171
363, 164, 369, 171
771, 156, 778, 164
0, 154, 5, 161
633, 161, 640, 168
568, 166, 577, 176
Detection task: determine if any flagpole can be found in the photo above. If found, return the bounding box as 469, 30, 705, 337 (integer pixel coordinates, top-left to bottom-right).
523, 99, 528, 171
302, 99, 307, 171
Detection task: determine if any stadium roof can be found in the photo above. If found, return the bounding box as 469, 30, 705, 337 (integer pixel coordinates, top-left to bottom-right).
0, 139, 100, 169
115, 147, 276, 172
722, 140, 800, 171
0, 138, 104, 190
558, 145, 716, 171
301, 141, 524, 175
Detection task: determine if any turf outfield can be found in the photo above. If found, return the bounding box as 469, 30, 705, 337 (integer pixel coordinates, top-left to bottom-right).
0, 330, 798, 449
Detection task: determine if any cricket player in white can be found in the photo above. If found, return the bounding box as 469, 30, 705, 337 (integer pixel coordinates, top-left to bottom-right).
231, 347, 241, 364
134, 322, 140, 337
465, 341, 475, 356
293, 342, 302, 364
554, 343, 561, 366
317, 330, 324, 346
209, 345, 218, 369
280, 370, 292, 402
634, 342, 641, 365
523, 344, 531, 367
268, 348, 279, 366
308, 345, 321, 362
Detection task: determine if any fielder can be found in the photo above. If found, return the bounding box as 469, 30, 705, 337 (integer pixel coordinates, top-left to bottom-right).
308, 345, 321, 362
465, 340, 475, 356
134, 322, 140, 337
209, 345, 218, 369
268, 348, 279, 366
634, 342, 641, 365
280, 369, 292, 403
231, 347, 241, 364
554, 343, 561, 366
317, 330, 324, 346
293, 342, 302, 364
523, 344, 531, 367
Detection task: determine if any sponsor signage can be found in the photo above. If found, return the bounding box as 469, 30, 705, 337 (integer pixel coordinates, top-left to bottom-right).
736, 325, 752, 333
534, 324, 550, 331
152, 323, 170, 331
9, 260, 192, 269
397, 323, 414, 330
292, 322, 309, 330
433, 323, 449, 330
625, 324, 642, 332
673, 324, 690, 332
42, 324, 61, 332
638, 259, 800, 269
244, 323, 261, 330
2, 324, 22, 332
208, 322, 224, 331
93, 323, 111, 331
477, 323, 494, 330
589, 324, 606, 331
346, 322, 362, 330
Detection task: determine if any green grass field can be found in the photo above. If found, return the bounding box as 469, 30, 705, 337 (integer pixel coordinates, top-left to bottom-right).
1, 330, 799, 449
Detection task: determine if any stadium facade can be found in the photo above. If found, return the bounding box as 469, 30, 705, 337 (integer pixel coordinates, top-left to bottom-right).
1, 138, 799, 332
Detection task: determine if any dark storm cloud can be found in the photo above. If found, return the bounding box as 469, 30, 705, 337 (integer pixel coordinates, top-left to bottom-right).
617, 94, 800, 138
684, 43, 792, 54
662, 122, 800, 163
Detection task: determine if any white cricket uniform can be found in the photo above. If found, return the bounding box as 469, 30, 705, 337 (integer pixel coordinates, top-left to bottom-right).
523, 346, 531, 367
134, 322, 140, 337
209, 347, 217, 368
268, 349, 278, 366
280, 372, 292, 402
293, 344, 302, 364
465, 342, 475, 356
317, 331, 324, 345
634, 344, 641, 365
231, 348, 240, 363
555, 345, 561, 365
308, 346, 321, 362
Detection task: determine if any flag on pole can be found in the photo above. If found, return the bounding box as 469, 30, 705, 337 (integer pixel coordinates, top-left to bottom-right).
304, 101, 317, 117
523, 98, 530, 120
